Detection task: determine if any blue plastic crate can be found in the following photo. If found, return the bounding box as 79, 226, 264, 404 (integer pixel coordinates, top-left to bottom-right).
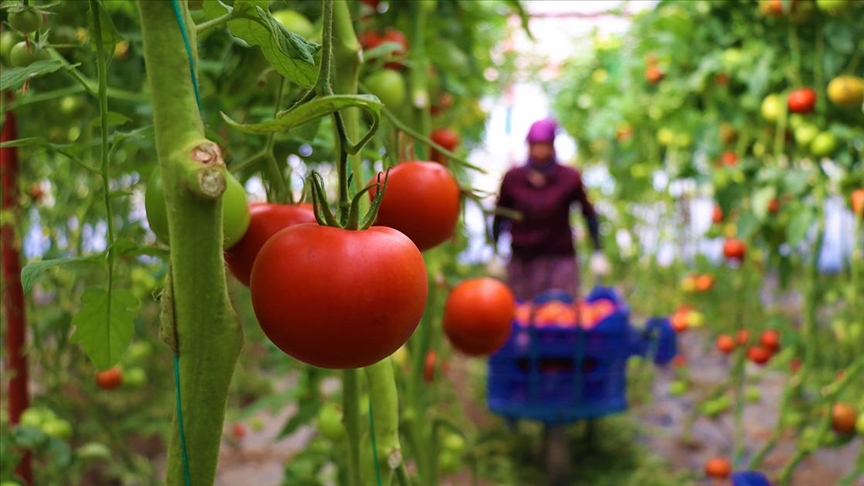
487, 286, 635, 425
731, 471, 772, 486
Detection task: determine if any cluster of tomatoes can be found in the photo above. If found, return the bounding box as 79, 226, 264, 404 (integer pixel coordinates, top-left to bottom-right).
511, 298, 618, 329
714, 328, 781, 366
144, 159, 517, 368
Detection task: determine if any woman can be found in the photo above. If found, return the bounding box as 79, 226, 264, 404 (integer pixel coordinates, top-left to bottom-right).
491, 117, 609, 301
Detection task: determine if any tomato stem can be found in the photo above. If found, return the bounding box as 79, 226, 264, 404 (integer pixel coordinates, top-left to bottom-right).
342, 369, 363, 486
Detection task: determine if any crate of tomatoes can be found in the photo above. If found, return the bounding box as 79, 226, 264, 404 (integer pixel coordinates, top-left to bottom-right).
486, 286, 677, 425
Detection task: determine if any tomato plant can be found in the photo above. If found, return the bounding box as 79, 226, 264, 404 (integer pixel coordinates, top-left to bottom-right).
442, 277, 515, 356
224, 202, 316, 286
369, 161, 462, 252
250, 224, 428, 369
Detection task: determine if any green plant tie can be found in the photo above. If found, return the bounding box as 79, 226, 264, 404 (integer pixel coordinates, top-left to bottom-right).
367, 396, 384, 486
173, 354, 192, 486
169, 1, 203, 485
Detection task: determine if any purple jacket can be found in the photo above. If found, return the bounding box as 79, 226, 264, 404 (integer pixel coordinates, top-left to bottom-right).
492, 160, 600, 258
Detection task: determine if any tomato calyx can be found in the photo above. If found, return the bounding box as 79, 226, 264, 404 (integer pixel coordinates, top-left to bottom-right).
308, 169, 390, 230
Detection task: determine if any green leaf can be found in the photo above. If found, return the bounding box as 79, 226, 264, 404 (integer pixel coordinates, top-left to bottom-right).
70, 288, 139, 370
203, 0, 229, 19
21, 256, 102, 294
87, 112, 132, 130
222, 94, 382, 134
783, 170, 811, 196
89, 0, 124, 52
110, 238, 169, 259
0, 60, 71, 91
786, 207, 814, 245
226, 3, 320, 89
278, 398, 321, 439
736, 209, 759, 240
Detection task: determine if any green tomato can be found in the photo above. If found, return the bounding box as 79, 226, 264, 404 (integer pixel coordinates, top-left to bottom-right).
59, 95, 87, 117
364, 70, 406, 111
20, 407, 50, 428
76, 442, 112, 461
272, 10, 316, 39
794, 124, 819, 149
810, 132, 838, 157
745, 387, 761, 403
656, 128, 675, 146
669, 380, 688, 397
42, 419, 73, 440
123, 367, 147, 387
761, 94, 781, 123
316, 402, 346, 442
438, 451, 461, 475
1, 481, 22, 486
441, 433, 466, 455
144, 169, 250, 248
1, 30, 23, 63
816, 0, 851, 14
9, 41, 36, 68
250, 417, 265, 432
126, 341, 153, 362
9, 7, 44, 34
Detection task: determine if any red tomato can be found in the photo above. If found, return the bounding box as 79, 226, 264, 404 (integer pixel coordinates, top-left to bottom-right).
831, 403, 857, 435
736, 329, 750, 346
671, 354, 688, 368
704, 457, 732, 479
232, 423, 246, 440
225, 203, 316, 286
768, 198, 781, 214
721, 151, 738, 166
369, 161, 461, 252
442, 278, 516, 356
716, 334, 736, 354
747, 346, 772, 365
429, 128, 460, 165
789, 357, 802, 373
695, 274, 714, 292
723, 238, 746, 262
712, 205, 723, 224
96, 367, 123, 390
645, 65, 664, 84
250, 224, 428, 369
759, 329, 781, 353
360, 28, 408, 70
424, 350, 437, 383
787, 87, 816, 114
851, 189, 864, 216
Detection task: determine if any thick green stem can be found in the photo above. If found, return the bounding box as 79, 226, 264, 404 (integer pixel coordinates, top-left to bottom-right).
408, 3, 430, 159
343, 369, 363, 486
137, 2, 243, 485
363, 361, 403, 486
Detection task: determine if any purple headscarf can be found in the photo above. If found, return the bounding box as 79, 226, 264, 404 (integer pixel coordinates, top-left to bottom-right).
526, 118, 558, 144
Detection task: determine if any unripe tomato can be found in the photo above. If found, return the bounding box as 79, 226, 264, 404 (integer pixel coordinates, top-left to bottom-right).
1, 30, 23, 63
123, 367, 147, 387
369, 161, 461, 252
827, 75, 864, 107
225, 202, 316, 286
272, 9, 316, 39
760, 94, 781, 122
723, 238, 746, 262
810, 132, 838, 157
787, 87, 817, 114
250, 224, 427, 369
96, 367, 123, 390
144, 169, 251, 249
816, 0, 852, 14
316, 402, 346, 441
442, 277, 515, 356
42, 419, 73, 440
704, 457, 732, 478
794, 124, 819, 148
856, 413, 864, 436
364, 70, 406, 110
831, 403, 857, 435
9, 41, 40, 67
9, 7, 43, 34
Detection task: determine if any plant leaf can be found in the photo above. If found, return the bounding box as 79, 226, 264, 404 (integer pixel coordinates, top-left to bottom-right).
0, 60, 71, 91
752, 186, 776, 222
226, 2, 320, 89
221, 94, 382, 134
70, 288, 139, 370
786, 207, 814, 245
21, 256, 102, 294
